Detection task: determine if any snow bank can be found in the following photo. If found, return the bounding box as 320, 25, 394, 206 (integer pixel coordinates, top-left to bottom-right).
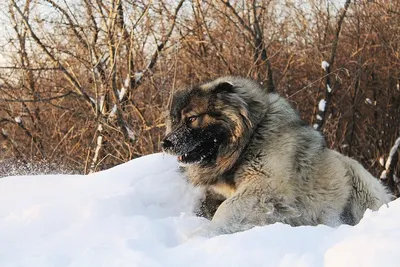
1, 153, 399, 267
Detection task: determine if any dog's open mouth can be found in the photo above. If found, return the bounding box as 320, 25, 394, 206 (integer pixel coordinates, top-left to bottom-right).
177, 151, 203, 164
176, 143, 216, 164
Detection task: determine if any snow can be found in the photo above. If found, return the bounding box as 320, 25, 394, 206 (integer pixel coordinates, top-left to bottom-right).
14, 116, 22, 123
385, 137, 400, 170
134, 72, 143, 82
119, 87, 127, 101
379, 156, 385, 167
125, 126, 136, 142
1, 128, 8, 136
365, 98, 373, 105
321, 61, 329, 71
109, 104, 117, 118
318, 99, 326, 112
326, 84, 332, 93
1, 153, 400, 267
313, 123, 319, 129
89, 135, 103, 173
99, 95, 105, 114
124, 76, 130, 89
316, 115, 322, 121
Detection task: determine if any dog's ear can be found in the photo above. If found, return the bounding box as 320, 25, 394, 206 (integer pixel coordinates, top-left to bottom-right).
213, 81, 234, 94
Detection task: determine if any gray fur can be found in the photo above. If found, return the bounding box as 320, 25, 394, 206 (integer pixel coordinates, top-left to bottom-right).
163, 76, 392, 236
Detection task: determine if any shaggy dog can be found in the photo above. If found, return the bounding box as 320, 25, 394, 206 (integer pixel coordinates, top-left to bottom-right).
162, 76, 391, 236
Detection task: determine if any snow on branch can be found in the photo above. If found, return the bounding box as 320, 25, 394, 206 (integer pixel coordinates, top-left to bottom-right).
118, 87, 126, 102
318, 99, 326, 112
313, 0, 350, 132
14, 116, 22, 124
365, 98, 373, 105
385, 138, 400, 171
321, 61, 330, 71
109, 105, 117, 119
314, 99, 327, 130
89, 124, 104, 174
134, 72, 143, 83
314, 60, 332, 131
125, 126, 135, 142
380, 137, 400, 195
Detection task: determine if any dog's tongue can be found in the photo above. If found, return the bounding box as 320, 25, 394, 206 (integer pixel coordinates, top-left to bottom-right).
178, 156, 182, 161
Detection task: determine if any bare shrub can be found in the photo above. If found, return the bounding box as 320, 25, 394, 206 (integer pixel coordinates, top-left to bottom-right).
0, 0, 399, 195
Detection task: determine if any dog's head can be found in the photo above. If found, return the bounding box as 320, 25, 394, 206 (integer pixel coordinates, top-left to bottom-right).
162, 77, 266, 167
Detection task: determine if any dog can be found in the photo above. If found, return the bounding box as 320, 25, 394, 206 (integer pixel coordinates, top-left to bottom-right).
162, 76, 391, 236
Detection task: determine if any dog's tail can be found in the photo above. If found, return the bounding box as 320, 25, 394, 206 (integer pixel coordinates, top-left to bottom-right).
342, 155, 393, 222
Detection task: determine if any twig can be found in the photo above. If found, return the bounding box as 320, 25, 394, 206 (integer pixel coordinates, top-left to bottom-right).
0, 91, 75, 103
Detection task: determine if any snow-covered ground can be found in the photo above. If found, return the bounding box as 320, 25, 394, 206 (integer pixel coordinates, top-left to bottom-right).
1, 153, 399, 267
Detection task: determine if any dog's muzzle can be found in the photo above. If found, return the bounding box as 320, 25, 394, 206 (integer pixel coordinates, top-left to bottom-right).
160, 139, 173, 151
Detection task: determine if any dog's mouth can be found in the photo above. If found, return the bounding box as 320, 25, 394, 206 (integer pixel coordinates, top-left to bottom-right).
176, 148, 206, 164
176, 141, 218, 165
177, 153, 198, 164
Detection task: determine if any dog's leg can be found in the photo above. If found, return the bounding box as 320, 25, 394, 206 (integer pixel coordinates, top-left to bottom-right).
192, 196, 256, 237
193, 191, 300, 237
195, 187, 225, 220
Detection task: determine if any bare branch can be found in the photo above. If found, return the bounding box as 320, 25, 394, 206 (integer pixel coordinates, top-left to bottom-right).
0, 91, 75, 103
220, 0, 255, 37
136, 0, 185, 85
314, 0, 351, 131
10, 0, 95, 109
44, 0, 89, 49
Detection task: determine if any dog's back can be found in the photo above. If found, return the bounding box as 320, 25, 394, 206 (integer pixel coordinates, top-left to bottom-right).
252, 93, 392, 226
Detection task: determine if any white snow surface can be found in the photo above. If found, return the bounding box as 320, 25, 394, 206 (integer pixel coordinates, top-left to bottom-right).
1, 153, 400, 267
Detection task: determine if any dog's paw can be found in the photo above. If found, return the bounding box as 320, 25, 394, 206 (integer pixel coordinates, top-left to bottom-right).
186, 224, 224, 238
187, 226, 213, 238
189, 223, 251, 238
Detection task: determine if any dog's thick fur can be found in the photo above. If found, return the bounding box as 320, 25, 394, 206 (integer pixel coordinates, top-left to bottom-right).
162, 76, 391, 236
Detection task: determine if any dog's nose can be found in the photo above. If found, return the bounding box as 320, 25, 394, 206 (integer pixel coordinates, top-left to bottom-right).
161, 139, 173, 150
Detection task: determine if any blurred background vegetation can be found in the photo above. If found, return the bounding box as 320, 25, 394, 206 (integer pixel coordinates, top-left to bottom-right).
0, 0, 399, 194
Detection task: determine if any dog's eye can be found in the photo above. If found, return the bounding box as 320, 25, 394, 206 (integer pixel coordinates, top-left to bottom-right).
187, 116, 198, 123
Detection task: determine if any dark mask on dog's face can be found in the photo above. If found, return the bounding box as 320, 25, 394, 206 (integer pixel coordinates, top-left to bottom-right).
161, 85, 233, 165
162, 123, 227, 165
162, 81, 250, 166
162, 100, 228, 165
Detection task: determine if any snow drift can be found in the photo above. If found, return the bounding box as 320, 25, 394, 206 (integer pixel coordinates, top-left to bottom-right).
0, 153, 399, 267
